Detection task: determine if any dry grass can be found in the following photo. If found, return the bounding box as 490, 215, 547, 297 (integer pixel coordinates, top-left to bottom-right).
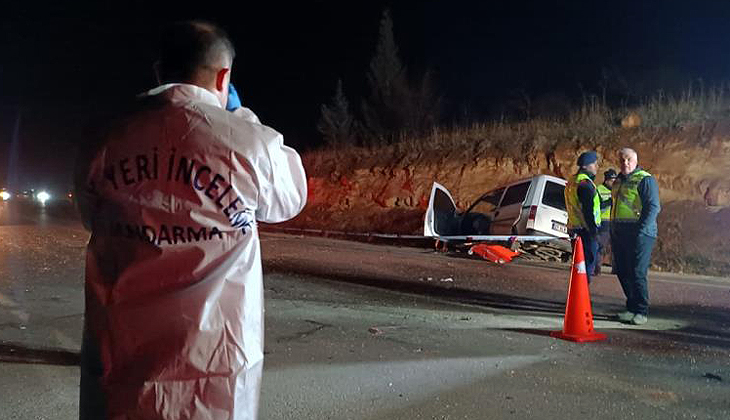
313, 84, 730, 170
636, 83, 729, 128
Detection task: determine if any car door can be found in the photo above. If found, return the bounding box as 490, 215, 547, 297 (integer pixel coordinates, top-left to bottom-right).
424, 182, 459, 236
490, 181, 531, 234
532, 177, 569, 238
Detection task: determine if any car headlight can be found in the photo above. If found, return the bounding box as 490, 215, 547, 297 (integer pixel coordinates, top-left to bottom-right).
36, 191, 51, 204
0, 191, 10, 201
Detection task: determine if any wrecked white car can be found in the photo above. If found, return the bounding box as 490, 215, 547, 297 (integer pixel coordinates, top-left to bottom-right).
424, 174, 570, 261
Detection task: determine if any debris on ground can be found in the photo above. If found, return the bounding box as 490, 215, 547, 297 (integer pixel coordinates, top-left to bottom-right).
368, 327, 383, 335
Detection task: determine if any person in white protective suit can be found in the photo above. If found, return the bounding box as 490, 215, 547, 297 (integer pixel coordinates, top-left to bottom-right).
75, 21, 307, 420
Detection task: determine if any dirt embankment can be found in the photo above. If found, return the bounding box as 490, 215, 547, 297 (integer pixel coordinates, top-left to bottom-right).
287, 120, 730, 276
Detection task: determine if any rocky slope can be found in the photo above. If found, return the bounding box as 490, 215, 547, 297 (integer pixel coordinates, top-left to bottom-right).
287, 121, 730, 276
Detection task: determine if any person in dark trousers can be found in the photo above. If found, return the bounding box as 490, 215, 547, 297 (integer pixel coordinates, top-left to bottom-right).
611, 148, 661, 325
595, 168, 617, 275
564, 151, 601, 283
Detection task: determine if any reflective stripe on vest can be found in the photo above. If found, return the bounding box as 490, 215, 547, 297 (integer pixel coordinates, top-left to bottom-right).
597, 184, 612, 221
611, 169, 651, 222
564, 173, 601, 230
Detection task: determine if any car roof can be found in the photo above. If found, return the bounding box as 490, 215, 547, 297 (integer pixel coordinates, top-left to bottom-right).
534, 174, 567, 185
479, 174, 566, 197
505, 174, 566, 187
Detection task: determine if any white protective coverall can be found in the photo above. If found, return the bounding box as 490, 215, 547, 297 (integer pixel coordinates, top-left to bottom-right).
76, 83, 307, 420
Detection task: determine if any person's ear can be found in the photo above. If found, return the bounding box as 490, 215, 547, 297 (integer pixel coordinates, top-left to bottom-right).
215, 68, 230, 92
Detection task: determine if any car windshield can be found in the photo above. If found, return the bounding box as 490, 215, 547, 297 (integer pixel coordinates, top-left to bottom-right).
542, 180, 566, 211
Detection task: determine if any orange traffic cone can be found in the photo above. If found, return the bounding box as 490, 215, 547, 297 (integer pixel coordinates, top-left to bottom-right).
551, 236, 607, 342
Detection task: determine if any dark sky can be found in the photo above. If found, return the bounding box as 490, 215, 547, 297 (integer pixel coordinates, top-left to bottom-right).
2, 0, 730, 190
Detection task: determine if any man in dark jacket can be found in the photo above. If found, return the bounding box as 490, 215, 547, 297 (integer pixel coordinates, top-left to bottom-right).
611, 148, 661, 325
564, 151, 601, 282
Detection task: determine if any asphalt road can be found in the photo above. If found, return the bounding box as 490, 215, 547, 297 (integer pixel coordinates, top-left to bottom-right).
1, 201, 729, 419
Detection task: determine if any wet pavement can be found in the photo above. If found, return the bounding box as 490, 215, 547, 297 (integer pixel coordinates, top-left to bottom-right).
1, 202, 729, 419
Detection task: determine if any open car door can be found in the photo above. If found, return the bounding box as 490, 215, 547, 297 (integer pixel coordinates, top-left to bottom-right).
424, 182, 458, 237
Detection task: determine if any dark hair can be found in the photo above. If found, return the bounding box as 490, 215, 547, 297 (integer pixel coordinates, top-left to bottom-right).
157, 20, 235, 83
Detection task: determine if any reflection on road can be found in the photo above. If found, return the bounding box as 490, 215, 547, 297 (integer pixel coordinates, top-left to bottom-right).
0, 200, 78, 227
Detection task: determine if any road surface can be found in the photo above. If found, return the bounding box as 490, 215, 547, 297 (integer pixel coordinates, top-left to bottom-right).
1, 201, 729, 419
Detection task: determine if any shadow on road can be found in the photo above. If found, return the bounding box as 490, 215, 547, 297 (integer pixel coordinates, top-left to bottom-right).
267, 261, 730, 351
265, 261, 568, 315
506, 304, 730, 350
627, 304, 730, 350
0, 343, 80, 366
501, 328, 556, 337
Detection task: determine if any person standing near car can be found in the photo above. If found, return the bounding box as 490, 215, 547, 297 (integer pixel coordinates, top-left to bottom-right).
611, 148, 660, 325
564, 150, 601, 282
594, 168, 617, 275
75, 21, 307, 419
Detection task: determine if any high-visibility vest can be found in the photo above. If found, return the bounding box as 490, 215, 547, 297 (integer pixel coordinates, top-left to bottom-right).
565, 172, 601, 230
611, 169, 651, 222
597, 184, 612, 221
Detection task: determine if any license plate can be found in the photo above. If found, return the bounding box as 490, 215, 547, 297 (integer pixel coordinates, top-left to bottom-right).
552, 222, 567, 234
